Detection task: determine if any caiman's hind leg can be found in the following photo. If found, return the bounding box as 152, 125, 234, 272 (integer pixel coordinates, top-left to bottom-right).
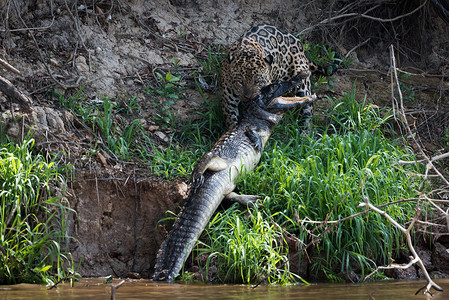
225, 192, 261, 208
191, 153, 228, 190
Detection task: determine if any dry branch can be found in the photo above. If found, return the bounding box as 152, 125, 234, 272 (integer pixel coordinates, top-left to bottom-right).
390, 44, 449, 187
110, 280, 125, 300
385, 44, 446, 295
0, 58, 22, 75
0, 75, 33, 111
299, 0, 428, 35
359, 196, 442, 295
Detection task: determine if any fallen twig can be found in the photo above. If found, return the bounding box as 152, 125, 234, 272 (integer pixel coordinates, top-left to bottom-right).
110, 280, 125, 300
47, 272, 77, 290
0, 16, 55, 32
359, 179, 443, 295
0, 58, 22, 75
0, 75, 33, 111
345, 38, 371, 59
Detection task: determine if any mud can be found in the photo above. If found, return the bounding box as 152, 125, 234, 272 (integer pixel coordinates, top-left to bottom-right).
67, 174, 188, 278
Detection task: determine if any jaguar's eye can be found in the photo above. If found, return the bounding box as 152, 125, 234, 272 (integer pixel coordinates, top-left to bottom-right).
254, 78, 264, 85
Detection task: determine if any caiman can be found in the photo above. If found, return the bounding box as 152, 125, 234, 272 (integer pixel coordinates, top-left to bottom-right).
153, 70, 316, 282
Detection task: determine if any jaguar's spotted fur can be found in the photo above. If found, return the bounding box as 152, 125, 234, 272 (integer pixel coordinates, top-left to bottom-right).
220, 24, 335, 129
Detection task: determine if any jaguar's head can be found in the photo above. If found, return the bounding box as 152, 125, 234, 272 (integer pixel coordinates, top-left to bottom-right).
226, 37, 273, 102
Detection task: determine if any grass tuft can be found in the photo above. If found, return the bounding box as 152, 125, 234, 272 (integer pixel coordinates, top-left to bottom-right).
194, 204, 304, 284
0, 138, 76, 285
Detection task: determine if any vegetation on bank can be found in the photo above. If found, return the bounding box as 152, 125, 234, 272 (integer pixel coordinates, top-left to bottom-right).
0, 138, 76, 285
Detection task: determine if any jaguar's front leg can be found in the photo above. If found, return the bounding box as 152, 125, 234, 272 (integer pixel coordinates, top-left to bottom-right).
295, 77, 313, 134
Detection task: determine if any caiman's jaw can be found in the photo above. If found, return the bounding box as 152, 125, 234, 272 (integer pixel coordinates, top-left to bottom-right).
257, 70, 311, 108
265, 94, 317, 113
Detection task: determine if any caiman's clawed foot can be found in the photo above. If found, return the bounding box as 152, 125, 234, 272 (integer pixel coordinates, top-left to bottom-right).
152, 268, 173, 282
245, 126, 263, 152
191, 153, 229, 190
191, 173, 205, 191
225, 192, 261, 208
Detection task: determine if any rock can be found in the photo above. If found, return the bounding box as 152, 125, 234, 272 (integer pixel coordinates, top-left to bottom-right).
127, 272, 141, 279
76, 56, 89, 72
416, 246, 433, 270
31, 106, 66, 134
385, 265, 418, 280
432, 242, 449, 274
154, 131, 169, 143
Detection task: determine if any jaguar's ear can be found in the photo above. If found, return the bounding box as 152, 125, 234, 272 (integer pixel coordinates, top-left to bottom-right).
227, 52, 233, 63
265, 54, 274, 65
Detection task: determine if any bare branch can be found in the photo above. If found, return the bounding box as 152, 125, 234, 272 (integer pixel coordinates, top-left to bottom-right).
110, 280, 125, 300
300, 1, 428, 35
0, 58, 22, 75
399, 152, 449, 165
0, 75, 33, 111
359, 179, 443, 295
390, 44, 449, 187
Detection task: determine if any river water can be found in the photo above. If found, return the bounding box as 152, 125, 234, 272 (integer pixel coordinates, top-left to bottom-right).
1, 278, 449, 299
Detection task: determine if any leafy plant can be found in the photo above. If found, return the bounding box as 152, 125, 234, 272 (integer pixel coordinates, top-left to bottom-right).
0, 138, 74, 285
195, 205, 305, 284
145, 71, 184, 129
197, 44, 226, 87
301, 42, 341, 92
55, 86, 96, 122
324, 83, 393, 132
116, 96, 143, 115
395, 73, 416, 103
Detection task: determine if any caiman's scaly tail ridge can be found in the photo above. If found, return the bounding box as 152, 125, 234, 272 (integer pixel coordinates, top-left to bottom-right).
153, 164, 232, 281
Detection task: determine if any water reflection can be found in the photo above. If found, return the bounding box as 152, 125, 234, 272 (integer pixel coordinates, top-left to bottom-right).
1, 278, 448, 299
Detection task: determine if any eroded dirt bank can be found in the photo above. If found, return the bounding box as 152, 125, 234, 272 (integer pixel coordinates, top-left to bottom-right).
1, 0, 449, 281
67, 175, 188, 278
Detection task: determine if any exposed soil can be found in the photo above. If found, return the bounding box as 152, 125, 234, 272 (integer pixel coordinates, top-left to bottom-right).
1, 0, 449, 281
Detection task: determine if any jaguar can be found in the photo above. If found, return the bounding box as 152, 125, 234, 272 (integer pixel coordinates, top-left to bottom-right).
220, 24, 336, 129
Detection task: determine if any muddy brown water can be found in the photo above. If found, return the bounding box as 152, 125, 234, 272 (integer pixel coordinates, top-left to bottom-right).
1, 278, 449, 299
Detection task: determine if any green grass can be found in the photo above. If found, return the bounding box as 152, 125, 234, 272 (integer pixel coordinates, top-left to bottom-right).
192, 204, 303, 284
0, 138, 76, 285
191, 85, 422, 284
55, 82, 222, 178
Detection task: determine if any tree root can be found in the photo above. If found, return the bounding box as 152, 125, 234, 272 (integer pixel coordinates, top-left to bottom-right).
0, 74, 33, 112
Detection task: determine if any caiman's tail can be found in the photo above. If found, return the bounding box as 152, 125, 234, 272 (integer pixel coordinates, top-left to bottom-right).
152, 181, 223, 281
